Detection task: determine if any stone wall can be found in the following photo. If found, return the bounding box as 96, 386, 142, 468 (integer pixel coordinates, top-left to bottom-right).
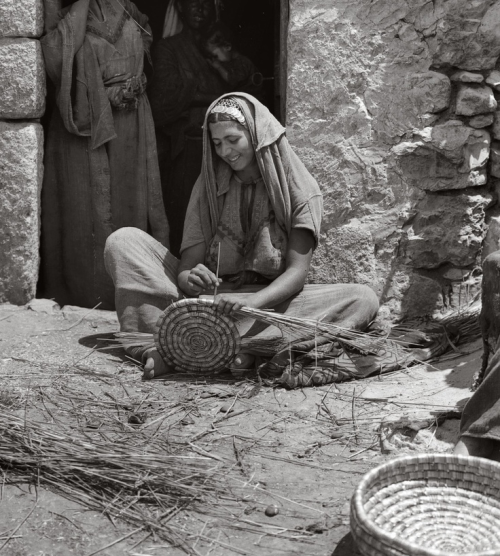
2, 0, 500, 319
287, 0, 500, 320
0, 0, 45, 304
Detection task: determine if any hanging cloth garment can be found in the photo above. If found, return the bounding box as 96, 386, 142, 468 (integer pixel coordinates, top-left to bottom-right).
40, 0, 169, 309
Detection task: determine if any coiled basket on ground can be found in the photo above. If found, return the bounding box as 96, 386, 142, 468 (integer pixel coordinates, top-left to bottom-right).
154, 298, 241, 373
351, 453, 500, 556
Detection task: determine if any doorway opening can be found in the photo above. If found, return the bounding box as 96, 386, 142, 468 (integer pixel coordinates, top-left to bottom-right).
37, 0, 289, 306
133, 0, 288, 121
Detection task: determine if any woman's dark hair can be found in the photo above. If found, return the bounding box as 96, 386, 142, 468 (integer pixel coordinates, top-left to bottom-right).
207, 112, 237, 125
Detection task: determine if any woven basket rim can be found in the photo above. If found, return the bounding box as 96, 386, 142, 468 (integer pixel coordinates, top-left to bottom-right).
351, 453, 500, 556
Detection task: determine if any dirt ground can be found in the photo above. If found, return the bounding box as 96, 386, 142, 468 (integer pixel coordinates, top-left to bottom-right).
0, 300, 476, 556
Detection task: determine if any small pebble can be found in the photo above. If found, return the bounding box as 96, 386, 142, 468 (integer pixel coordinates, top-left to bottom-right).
128, 413, 146, 425
220, 403, 234, 413
330, 431, 344, 439
181, 415, 195, 425
265, 505, 279, 517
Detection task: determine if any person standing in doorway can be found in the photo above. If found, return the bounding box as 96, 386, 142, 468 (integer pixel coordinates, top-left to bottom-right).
149, 0, 227, 257
40, 0, 169, 310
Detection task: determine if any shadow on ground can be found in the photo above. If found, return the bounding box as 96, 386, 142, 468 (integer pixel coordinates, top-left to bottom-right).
331, 533, 361, 556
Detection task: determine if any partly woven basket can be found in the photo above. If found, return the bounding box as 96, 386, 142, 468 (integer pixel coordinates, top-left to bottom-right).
154, 298, 241, 373
351, 454, 500, 556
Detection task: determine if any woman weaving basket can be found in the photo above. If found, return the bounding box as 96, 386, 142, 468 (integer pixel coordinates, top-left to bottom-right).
104, 94, 379, 378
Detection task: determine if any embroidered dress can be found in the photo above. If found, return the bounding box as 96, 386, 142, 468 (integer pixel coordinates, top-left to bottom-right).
205, 175, 287, 281
40, 0, 168, 310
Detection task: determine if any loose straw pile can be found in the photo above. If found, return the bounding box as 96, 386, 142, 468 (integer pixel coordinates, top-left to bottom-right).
0, 409, 234, 553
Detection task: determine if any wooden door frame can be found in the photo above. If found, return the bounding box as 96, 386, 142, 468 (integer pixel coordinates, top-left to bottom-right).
277, 0, 289, 124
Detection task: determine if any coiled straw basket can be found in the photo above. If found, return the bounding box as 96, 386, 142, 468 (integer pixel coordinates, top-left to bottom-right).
154, 298, 241, 373
351, 454, 500, 556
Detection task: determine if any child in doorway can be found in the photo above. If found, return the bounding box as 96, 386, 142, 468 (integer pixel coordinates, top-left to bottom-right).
202, 22, 263, 96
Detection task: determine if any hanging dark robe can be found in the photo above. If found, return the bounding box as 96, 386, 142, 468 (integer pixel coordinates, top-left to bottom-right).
149, 30, 226, 257
40, 0, 169, 309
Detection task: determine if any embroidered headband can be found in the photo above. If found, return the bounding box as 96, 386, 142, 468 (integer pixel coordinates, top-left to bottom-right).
209, 98, 247, 127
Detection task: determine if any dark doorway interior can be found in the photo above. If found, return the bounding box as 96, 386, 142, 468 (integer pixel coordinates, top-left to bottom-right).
132, 0, 284, 118
38, 0, 287, 305
57, 0, 286, 116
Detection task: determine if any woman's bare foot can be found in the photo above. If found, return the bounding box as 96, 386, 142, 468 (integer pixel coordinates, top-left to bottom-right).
143, 348, 174, 380
454, 436, 497, 459
232, 353, 255, 369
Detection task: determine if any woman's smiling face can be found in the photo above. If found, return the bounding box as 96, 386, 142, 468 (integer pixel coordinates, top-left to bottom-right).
209, 121, 255, 172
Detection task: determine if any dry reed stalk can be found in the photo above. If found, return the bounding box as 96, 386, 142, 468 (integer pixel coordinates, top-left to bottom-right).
0, 501, 37, 552
0, 408, 247, 554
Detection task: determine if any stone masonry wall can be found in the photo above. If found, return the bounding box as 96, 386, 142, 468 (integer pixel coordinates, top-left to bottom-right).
287, 0, 500, 320
0, 0, 45, 304
2, 0, 500, 318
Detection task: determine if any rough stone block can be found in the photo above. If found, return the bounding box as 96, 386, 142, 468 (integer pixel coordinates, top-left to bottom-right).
491, 142, 500, 178
482, 210, 500, 261
456, 85, 497, 116
0, 0, 43, 38
469, 114, 494, 128
486, 70, 500, 91
0, 122, 43, 305
400, 273, 444, 319
451, 71, 484, 83
427, 1, 500, 70
401, 190, 492, 269
0, 38, 45, 118
420, 113, 440, 126
493, 111, 500, 140
392, 121, 490, 190
408, 71, 451, 114
380, 268, 444, 320
309, 224, 378, 287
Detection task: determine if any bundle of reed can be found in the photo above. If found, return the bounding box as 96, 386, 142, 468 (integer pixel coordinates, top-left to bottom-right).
0, 409, 236, 553
235, 305, 395, 354
438, 301, 481, 344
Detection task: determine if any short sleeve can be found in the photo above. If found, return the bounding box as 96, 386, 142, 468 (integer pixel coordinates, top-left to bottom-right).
291, 193, 323, 248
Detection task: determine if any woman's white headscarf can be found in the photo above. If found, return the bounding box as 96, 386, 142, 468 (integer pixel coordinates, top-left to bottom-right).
162, 0, 183, 38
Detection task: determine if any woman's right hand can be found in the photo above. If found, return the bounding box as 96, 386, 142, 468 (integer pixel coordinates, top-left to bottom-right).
179, 264, 220, 296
